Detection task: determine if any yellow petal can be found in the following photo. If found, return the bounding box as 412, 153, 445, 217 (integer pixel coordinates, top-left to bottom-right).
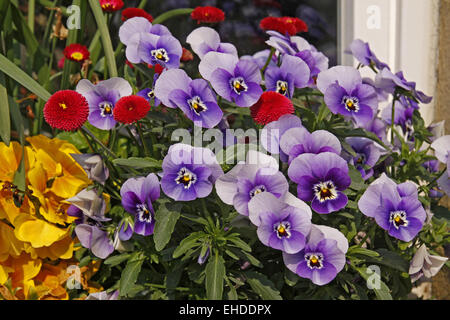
14, 214, 68, 248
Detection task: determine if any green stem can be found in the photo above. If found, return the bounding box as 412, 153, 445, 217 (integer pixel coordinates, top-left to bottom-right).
261, 47, 275, 77
78, 128, 95, 152
152, 8, 193, 24
135, 121, 150, 157
28, 0, 35, 33
81, 125, 118, 158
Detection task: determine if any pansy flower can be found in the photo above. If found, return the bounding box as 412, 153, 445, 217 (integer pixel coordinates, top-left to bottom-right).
343, 137, 381, 180
75, 223, 114, 259
186, 27, 237, 60
409, 244, 448, 282
260, 114, 304, 163
154, 69, 223, 128
280, 127, 341, 164
199, 52, 263, 107
161, 144, 223, 201
120, 173, 160, 236
248, 192, 312, 254
76, 77, 132, 130
288, 152, 351, 214
70, 153, 109, 185
191, 6, 225, 24
264, 55, 310, 98
215, 150, 289, 216
347, 39, 390, 71
431, 135, 450, 196
137, 73, 161, 107
381, 101, 414, 142
358, 173, 426, 242
317, 66, 378, 127
283, 224, 348, 286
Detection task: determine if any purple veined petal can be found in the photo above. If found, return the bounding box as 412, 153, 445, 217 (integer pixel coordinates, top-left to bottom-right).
161, 176, 197, 201
388, 217, 423, 242
162, 144, 194, 171
295, 176, 317, 202
141, 173, 161, 203
190, 79, 217, 103
290, 36, 312, 52
233, 82, 263, 107
121, 191, 141, 214
75, 224, 93, 250
311, 261, 338, 286
209, 68, 234, 101
193, 102, 223, 129
136, 32, 162, 64
118, 220, 134, 241
76, 79, 96, 98
437, 168, 450, 196
398, 198, 426, 222
260, 114, 303, 155
90, 226, 114, 259
120, 177, 145, 202
186, 27, 221, 59
193, 165, 213, 182
119, 17, 153, 46
125, 33, 144, 64
281, 192, 313, 219
154, 69, 192, 108
308, 130, 342, 155
99, 77, 133, 97
134, 218, 155, 236
282, 251, 303, 274
281, 230, 307, 254
280, 55, 310, 89
254, 170, 289, 199
308, 224, 349, 255
375, 68, 412, 93
234, 59, 262, 84
66, 188, 109, 222
168, 88, 191, 111
245, 150, 279, 172
397, 181, 418, 198
317, 66, 362, 94
325, 167, 351, 191
352, 83, 378, 112
324, 83, 348, 115
193, 180, 213, 198
199, 51, 239, 81
264, 66, 282, 93
156, 35, 182, 68
311, 191, 348, 214
309, 152, 348, 181
431, 135, 450, 164
149, 24, 172, 37
248, 192, 285, 226
348, 39, 372, 66
358, 183, 389, 218
233, 192, 252, 216
288, 153, 315, 183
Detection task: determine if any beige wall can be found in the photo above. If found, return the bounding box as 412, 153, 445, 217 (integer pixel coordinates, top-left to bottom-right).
435, 0, 450, 134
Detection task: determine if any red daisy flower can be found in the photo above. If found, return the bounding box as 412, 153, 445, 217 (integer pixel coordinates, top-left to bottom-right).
113, 96, 151, 124
99, 0, 124, 12
44, 90, 89, 131
148, 63, 165, 74
57, 57, 65, 69
260, 16, 308, 36
63, 44, 90, 62
121, 7, 154, 23
181, 48, 194, 62
250, 91, 294, 125
191, 6, 225, 24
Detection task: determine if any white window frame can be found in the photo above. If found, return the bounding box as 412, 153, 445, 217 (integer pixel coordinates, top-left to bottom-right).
337, 0, 440, 125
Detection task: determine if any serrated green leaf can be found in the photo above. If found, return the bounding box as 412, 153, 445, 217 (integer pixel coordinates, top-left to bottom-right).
172, 232, 205, 258
227, 237, 252, 252
104, 253, 132, 267
245, 271, 282, 300
119, 252, 145, 297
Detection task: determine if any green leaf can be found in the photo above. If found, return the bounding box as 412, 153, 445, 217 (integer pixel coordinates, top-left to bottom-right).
0, 54, 51, 101
244, 271, 282, 300
354, 267, 392, 300
119, 252, 145, 297
10, 2, 39, 56
112, 157, 163, 169
172, 231, 204, 258
227, 236, 252, 252
152, 8, 194, 24
0, 72, 10, 145
56, 131, 89, 151
104, 253, 132, 267
348, 166, 365, 191
88, 0, 118, 77
347, 246, 380, 258
205, 252, 225, 300
154, 202, 181, 251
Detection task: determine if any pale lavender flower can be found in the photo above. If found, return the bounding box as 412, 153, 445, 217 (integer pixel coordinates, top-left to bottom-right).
186, 27, 237, 59
409, 244, 448, 282
70, 153, 109, 185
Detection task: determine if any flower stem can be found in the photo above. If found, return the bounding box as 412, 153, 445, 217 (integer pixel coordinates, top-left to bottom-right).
152, 8, 194, 25
81, 125, 118, 158
261, 48, 275, 77
135, 121, 150, 157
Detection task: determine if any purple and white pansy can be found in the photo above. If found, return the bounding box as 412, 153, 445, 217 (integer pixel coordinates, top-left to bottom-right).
186, 27, 238, 59
76, 77, 132, 130
199, 52, 263, 107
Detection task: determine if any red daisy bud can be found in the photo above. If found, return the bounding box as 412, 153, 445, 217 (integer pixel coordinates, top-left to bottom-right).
113, 96, 151, 124
250, 91, 294, 125
121, 7, 153, 23
99, 0, 124, 12
63, 43, 90, 62
44, 90, 89, 131
57, 56, 65, 69
191, 6, 225, 24
260, 16, 308, 36
181, 47, 194, 62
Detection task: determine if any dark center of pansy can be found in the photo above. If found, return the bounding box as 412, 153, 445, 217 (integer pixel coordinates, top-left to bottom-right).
151, 48, 169, 63
136, 203, 152, 223
187, 96, 208, 116
313, 181, 338, 203
175, 167, 197, 189
276, 80, 288, 96
305, 252, 324, 269
230, 77, 248, 95
249, 185, 266, 198
99, 101, 114, 117
389, 210, 408, 229
273, 221, 291, 239
342, 96, 360, 112
355, 153, 366, 165
147, 90, 155, 99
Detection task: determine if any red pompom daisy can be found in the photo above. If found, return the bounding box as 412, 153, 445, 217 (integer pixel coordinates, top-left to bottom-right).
181, 48, 194, 62
99, 0, 124, 12
44, 90, 89, 131
260, 16, 308, 36
63, 44, 90, 62
250, 91, 294, 125
191, 6, 225, 24
113, 96, 151, 124
121, 7, 153, 23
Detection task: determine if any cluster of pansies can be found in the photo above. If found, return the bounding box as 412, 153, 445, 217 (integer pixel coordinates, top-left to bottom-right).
2, 0, 449, 300
0, 136, 102, 299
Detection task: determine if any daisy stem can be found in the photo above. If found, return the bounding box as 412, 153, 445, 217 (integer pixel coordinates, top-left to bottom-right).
78, 128, 95, 153
261, 48, 275, 78
81, 125, 118, 159
136, 121, 151, 157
